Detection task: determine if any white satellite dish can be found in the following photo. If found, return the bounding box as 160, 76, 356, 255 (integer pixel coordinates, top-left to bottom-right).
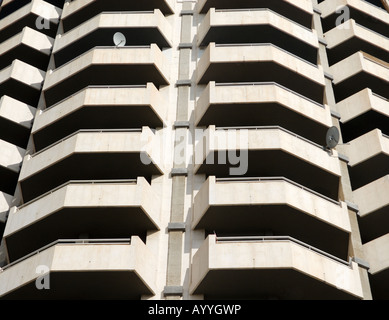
326, 126, 340, 149
113, 32, 126, 47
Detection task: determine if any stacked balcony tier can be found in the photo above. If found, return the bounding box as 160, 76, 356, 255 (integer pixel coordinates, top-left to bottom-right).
0, 237, 156, 299
190, 235, 363, 300
3, 177, 161, 262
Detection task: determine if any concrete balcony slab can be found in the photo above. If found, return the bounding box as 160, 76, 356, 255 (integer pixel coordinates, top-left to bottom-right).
32, 83, 167, 151
343, 129, 389, 190
0, 96, 35, 148
61, 0, 174, 32
325, 19, 389, 65
0, 237, 156, 299
193, 176, 351, 259
197, 43, 325, 104
195, 125, 341, 200
319, 0, 389, 37
0, 26, 53, 71
18, 128, 163, 202
197, 8, 318, 64
330, 51, 389, 102
196, 81, 331, 145
190, 235, 363, 300
0, 0, 60, 43
53, 10, 172, 67
42, 45, 170, 107
197, 0, 313, 29
337, 89, 389, 142
4, 177, 161, 262
0, 59, 45, 106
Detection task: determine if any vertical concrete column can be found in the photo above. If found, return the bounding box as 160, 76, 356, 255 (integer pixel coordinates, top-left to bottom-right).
164, 1, 193, 300
311, 0, 372, 300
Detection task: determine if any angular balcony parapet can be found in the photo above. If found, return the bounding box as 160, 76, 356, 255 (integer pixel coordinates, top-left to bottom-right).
0, 59, 45, 106
193, 176, 351, 259
0, 96, 35, 148
42, 45, 170, 107
337, 88, 389, 143
196, 81, 332, 145
61, 0, 174, 32
32, 83, 167, 151
197, 8, 318, 64
330, 51, 389, 102
0, 237, 157, 299
197, 43, 325, 104
197, 0, 314, 29
0, 192, 13, 224
0, 26, 53, 71
319, 0, 389, 37
53, 10, 173, 67
363, 233, 389, 299
190, 235, 363, 300
18, 128, 163, 203
0, 0, 60, 43
194, 125, 341, 200
0, 139, 25, 196
353, 175, 389, 243
4, 177, 161, 262
343, 129, 389, 190
324, 19, 389, 66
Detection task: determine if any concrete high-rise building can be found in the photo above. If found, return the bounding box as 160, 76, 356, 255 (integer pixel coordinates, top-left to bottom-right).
0, 0, 388, 300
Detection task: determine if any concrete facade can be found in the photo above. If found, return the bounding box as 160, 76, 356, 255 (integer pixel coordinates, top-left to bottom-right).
0, 0, 388, 300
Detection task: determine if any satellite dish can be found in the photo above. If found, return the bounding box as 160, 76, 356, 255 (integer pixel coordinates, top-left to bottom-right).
113, 32, 126, 47
326, 126, 340, 149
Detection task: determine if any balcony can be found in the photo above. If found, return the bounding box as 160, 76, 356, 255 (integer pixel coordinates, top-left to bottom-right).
337, 89, 389, 143
353, 175, 389, 243
0, 26, 53, 71
197, 43, 325, 104
0, 0, 60, 43
198, 8, 318, 64
196, 82, 332, 145
0, 0, 63, 19
32, 83, 167, 151
3, 177, 161, 262
0, 192, 13, 225
0, 139, 25, 195
193, 176, 351, 259
190, 235, 363, 299
194, 126, 341, 200
42, 45, 170, 107
319, 0, 389, 37
0, 59, 45, 106
363, 233, 389, 299
0, 237, 156, 299
53, 10, 172, 67
343, 129, 389, 190
18, 128, 163, 203
0, 96, 35, 148
197, 0, 314, 29
61, 0, 174, 32
330, 51, 389, 102
325, 19, 389, 66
